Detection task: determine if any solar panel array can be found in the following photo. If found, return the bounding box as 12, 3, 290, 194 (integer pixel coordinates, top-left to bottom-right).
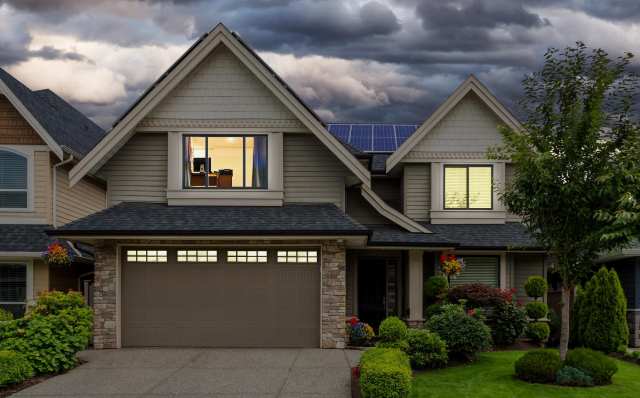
327, 124, 420, 153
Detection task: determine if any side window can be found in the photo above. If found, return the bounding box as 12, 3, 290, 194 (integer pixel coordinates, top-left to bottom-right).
0, 149, 28, 209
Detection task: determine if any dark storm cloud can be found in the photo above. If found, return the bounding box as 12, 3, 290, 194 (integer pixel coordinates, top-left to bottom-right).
30, 45, 91, 62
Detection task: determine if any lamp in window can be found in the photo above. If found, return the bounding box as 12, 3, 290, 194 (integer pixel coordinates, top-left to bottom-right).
42, 243, 75, 267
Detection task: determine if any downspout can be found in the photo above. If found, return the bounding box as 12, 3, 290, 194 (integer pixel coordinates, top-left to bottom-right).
52, 155, 73, 228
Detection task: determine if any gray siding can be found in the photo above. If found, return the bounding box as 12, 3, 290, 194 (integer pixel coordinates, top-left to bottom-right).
346, 188, 390, 225
97, 133, 168, 205
403, 163, 431, 221
371, 178, 401, 211
283, 133, 351, 208
505, 163, 519, 221
604, 257, 640, 310
513, 253, 546, 304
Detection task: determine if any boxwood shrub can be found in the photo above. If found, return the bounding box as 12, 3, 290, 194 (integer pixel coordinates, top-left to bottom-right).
526, 302, 548, 320
378, 317, 407, 343
405, 329, 448, 369
524, 276, 547, 299
375, 340, 410, 351
565, 348, 618, 385
0, 308, 13, 322
424, 303, 443, 320
426, 304, 491, 356
514, 349, 563, 383
525, 322, 550, 342
359, 348, 412, 398
424, 276, 448, 300
0, 350, 35, 387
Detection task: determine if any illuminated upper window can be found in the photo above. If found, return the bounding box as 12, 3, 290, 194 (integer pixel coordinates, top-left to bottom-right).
444, 166, 492, 209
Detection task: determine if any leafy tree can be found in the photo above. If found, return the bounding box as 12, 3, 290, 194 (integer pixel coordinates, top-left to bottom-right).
489, 43, 640, 360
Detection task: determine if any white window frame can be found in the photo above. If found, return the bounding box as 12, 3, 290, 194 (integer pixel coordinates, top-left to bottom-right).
443, 164, 494, 210
0, 260, 33, 315
0, 146, 37, 213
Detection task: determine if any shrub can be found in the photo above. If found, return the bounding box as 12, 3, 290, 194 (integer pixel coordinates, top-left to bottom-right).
378, 317, 407, 343
406, 329, 448, 369
0, 350, 35, 387
426, 304, 491, 356
576, 267, 628, 353
525, 322, 550, 342
565, 348, 618, 385
569, 287, 586, 346
375, 340, 410, 351
424, 304, 443, 320
424, 276, 449, 300
555, 366, 594, 387
492, 301, 528, 344
447, 283, 506, 310
526, 301, 548, 320
27, 290, 86, 316
514, 349, 563, 383
524, 276, 547, 300
359, 348, 412, 398
0, 308, 14, 322
547, 307, 560, 338
616, 344, 628, 355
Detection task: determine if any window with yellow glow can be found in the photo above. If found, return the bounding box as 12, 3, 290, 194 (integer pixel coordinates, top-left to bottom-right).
227, 250, 268, 263
126, 250, 168, 262
277, 251, 318, 263
177, 250, 217, 262
444, 166, 492, 209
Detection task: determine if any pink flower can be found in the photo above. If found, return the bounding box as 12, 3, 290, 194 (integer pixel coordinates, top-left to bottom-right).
469, 310, 474, 316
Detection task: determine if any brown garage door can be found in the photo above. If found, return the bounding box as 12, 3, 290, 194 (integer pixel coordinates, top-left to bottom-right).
121, 248, 320, 347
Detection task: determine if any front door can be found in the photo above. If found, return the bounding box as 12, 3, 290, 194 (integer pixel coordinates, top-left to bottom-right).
358, 259, 387, 331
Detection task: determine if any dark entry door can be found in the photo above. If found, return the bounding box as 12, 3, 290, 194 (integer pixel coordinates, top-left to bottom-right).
358, 259, 387, 331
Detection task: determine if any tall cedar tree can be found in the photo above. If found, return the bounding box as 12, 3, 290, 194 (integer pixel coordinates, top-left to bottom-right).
488, 43, 640, 360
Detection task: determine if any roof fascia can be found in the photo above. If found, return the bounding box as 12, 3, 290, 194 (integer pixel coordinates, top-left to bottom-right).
360, 185, 433, 233
69, 24, 371, 187
0, 79, 64, 160
386, 75, 521, 171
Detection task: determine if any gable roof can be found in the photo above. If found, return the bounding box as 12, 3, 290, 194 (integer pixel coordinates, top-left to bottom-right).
0, 68, 106, 159
68, 23, 371, 188
385, 75, 521, 171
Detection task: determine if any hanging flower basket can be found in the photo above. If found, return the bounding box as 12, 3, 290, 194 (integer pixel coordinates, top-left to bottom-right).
439, 254, 466, 280
42, 244, 75, 267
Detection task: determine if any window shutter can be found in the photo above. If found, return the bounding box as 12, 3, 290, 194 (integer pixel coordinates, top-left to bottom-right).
450, 256, 500, 287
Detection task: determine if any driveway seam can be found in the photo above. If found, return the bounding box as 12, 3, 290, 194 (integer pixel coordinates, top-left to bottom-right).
275, 348, 302, 397
140, 349, 208, 396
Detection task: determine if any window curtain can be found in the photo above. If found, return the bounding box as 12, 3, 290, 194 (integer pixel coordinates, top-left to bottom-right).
184, 137, 193, 186
251, 136, 267, 188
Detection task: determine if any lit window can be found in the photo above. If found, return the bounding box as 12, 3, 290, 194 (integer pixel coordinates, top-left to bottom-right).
277, 251, 318, 263
0, 149, 28, 209
227, 250, 267, 263
444, 166, 492, 209
183, 135, 267, 189
177, 250, 217, 262
126, 250, 167, 262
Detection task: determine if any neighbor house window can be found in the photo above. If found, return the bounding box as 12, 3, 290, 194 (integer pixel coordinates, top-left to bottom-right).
449, 256, 500, 287
0, 262, 27, 318
227, 250, 268, 263
126, 250, 168, 262
0, 149, 28, 209
444, 165, 492, 209
183, 135, 267, 189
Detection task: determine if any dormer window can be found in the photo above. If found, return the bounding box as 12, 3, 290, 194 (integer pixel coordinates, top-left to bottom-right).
444, 165, 492, 209
183, 135, 267, 189
0, 149, 28, 209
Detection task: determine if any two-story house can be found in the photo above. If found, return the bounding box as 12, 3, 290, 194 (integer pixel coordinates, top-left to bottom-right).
47, 23, 549, 350
0, 68, 107, 318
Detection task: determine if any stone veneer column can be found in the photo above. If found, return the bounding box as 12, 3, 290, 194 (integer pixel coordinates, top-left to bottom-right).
628, 310, 640, 348
93, 240, 118, 349
321, 239, 347, 348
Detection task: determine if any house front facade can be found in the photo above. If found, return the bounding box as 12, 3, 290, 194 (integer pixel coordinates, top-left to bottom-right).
47, 24, 550, 350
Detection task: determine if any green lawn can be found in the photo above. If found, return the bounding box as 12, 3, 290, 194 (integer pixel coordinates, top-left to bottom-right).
412, 351, 640, 398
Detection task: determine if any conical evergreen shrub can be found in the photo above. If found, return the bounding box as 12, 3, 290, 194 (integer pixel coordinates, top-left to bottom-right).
569, 287, 585, 347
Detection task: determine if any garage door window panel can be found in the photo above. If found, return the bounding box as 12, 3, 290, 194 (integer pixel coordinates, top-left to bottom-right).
228, 250, 267, 262
177, 250, 217, 262
127, 250, 167, 262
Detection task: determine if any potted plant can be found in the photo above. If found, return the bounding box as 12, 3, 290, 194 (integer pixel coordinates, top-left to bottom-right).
346, 317, 374, 347
41, 243, 75, 267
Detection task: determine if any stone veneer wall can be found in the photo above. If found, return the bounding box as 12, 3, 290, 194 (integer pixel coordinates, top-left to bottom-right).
406, 320, 425, 329
628, 311, 640, 348
92, 239, 347, 349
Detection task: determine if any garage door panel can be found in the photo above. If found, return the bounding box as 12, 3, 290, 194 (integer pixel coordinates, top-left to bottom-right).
122, 247, 321, 347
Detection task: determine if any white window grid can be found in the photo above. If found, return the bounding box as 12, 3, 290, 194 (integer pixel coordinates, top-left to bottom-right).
177, 250, 218, 262
277, 251, 318, 263
228, 250, 268, 263
126, 250, 167, 262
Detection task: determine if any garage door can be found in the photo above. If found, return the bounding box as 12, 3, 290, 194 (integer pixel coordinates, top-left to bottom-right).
121, 248, 321, 347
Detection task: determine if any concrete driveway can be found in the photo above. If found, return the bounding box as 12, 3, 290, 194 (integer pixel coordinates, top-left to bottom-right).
15, 348, 363, 397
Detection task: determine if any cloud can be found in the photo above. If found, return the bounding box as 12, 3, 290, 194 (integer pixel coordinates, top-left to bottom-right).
30, 45, 91, 62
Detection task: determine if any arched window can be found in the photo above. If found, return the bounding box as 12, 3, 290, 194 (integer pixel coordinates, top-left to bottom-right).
0, 149, 28, 209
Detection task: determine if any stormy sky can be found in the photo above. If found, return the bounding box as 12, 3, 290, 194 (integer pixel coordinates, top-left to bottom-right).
1, 0, 639, 129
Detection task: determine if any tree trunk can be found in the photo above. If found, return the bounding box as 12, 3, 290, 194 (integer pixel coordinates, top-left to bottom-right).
559, 278, 571, 361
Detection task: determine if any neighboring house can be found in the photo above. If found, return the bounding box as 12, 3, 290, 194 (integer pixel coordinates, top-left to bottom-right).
0, 68, 107, 318
46, 23, 548, 350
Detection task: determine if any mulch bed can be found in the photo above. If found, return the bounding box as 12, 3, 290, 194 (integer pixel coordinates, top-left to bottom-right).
0, 360, 87, 398
608, 352, 640, 366
494, 340, 543, 352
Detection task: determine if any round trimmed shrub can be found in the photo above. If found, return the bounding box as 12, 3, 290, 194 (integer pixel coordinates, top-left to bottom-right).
492, 301, 528, 344
0, 350, 35, 387
547, 307, 560, 338
424, 304, 443, 320
359, 348, 411, 398
524, 276, 547, 299
525, 322, 550, 342
378, 317, 407, 342
514, 349, 563, 383
556, 366, 594, 387
424, 276, 448, 300
565, 348, 618, 385
426, 306, 491, 356
406, 329, 448, 369
526, 301, 548, 320
0, 308, 13, 322
376, 340, 410, 351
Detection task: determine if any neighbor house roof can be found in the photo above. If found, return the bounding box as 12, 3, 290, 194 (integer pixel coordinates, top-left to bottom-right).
0, 68, 106, 158
0, 224, 92, 260
420, 222, 540, 250
46, 202, 370, 236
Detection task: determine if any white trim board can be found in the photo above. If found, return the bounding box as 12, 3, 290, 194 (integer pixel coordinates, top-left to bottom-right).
69, 23, 371, 188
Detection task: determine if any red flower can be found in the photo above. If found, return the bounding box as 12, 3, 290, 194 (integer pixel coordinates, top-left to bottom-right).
349, 317, 357, 325
507, 297, 512, 302
518, 301, 522, 306
439, 289, 444, 292
510, 288, 515, 293
353, 365, 360, 376
440, 254, 446, 262
448, 254, 455, 261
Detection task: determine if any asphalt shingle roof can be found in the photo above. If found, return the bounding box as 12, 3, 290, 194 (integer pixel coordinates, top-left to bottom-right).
371, 154, 390, 174
47, 202, 369, 236
0, 68, 106, 157
0, 224, 91, 259
420, 222, 539, 249
366, 224, 454, 247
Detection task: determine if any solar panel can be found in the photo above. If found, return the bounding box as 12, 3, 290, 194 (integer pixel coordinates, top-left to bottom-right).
395, 125, 419, 147
372, 125, 396, 152
327, 124, 351, 142
349, 125, 373, 151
